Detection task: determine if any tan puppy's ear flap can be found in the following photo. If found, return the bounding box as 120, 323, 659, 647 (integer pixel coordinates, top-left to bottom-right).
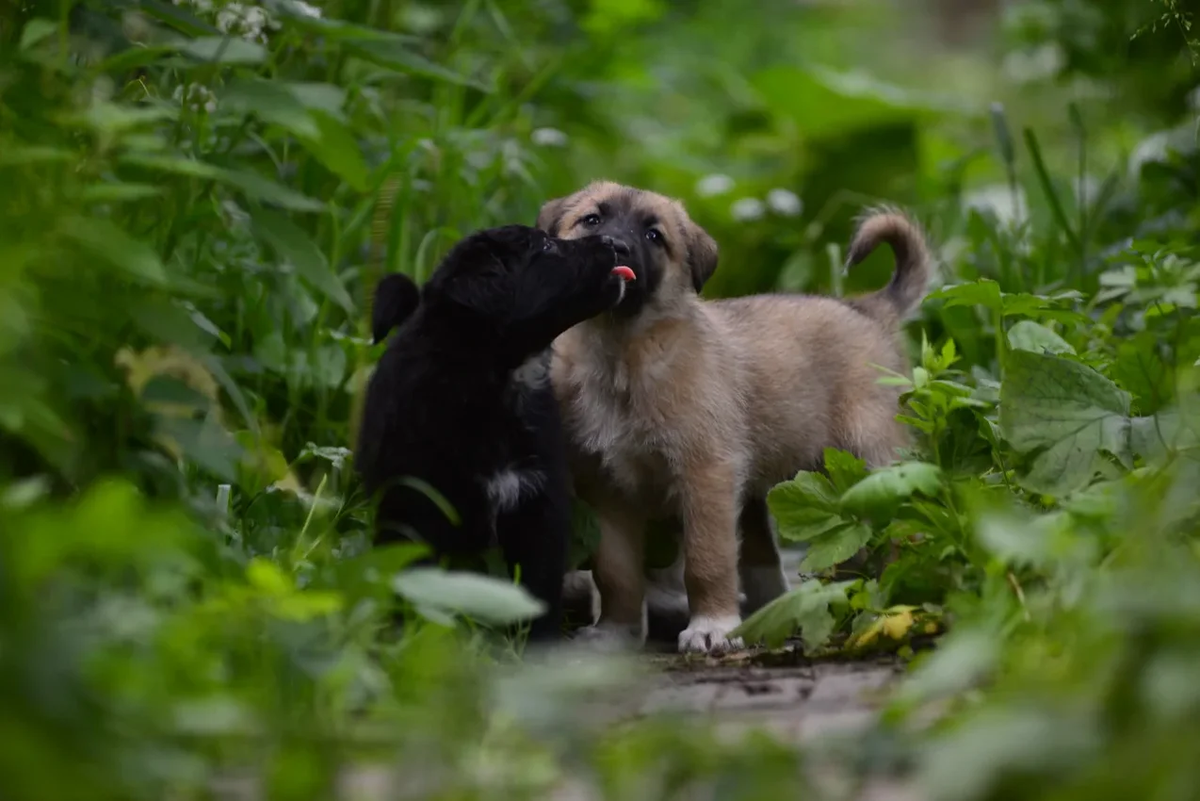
685, 221, 719, 293
535, 197, 569, 236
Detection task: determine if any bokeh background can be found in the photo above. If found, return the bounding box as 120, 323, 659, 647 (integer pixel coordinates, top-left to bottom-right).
2, 1, 1199, 799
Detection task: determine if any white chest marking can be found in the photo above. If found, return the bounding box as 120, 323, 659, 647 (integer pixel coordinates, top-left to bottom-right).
485, 468, 543, 514
511, 352, 550, 392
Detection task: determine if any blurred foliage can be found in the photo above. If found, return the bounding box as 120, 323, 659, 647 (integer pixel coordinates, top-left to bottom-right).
1, 0, 1199, 798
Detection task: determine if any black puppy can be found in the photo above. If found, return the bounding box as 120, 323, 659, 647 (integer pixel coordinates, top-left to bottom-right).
356, 225, 633, 641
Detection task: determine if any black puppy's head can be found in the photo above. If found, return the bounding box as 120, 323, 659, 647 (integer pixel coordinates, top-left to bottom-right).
422, 225, 629, 360
535, 181, 718, 319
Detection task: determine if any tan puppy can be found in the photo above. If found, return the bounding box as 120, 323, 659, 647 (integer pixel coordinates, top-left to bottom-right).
539, 182, 932, 654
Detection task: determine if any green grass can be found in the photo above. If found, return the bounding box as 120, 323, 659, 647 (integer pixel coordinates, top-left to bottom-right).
1, 0, 1199, 799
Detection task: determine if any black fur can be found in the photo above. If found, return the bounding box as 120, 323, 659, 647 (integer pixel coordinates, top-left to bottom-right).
356, 225, 626, 641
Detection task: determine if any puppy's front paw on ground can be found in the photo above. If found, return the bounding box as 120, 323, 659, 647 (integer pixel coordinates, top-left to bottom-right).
678, 615, 744, 654
573, 622, 642, 652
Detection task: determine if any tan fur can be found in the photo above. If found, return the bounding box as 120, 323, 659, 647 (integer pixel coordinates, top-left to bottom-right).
542, 182, 933, 654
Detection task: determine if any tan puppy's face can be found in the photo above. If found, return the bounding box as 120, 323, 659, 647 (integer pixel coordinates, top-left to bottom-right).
536, 181, 718, 317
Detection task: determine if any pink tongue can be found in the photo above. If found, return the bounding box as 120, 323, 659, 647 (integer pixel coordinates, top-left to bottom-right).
611, 265, 636, 282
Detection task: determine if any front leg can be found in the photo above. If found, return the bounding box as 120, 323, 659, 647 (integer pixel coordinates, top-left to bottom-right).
496, 485, 570, 644
678, 460, 743, 654
576, 504, 647, 650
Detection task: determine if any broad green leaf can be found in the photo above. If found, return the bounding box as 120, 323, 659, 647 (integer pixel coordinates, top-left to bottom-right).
312, 344, 347, 389
287, 83, 349, 119
1000, 350, 1132, 495
298, 110, 369, 192
218, 169, 326, 213
58, 216, 165, 284
894, 628, 999, 705
250, 208, 355, 313
767, 472, 843, 542
182, 36, 268, 65
840, 462, 944, 518
824, 447, 869, 492
19, 18, 57, 51
80, 182, 163, 203
731, 578, 855, 650
346, 40, 487, 89
221, 78, 321, 138
799, 522, 872, 572
71, 103, 175, 136
929, 279, 1002, 313
392, 568, 546, 625
753, 64, 949, 139
246, 557, 292, 595
120, 155, 326, 212
1006, 320, 1076, 355
0, 146, 74, 165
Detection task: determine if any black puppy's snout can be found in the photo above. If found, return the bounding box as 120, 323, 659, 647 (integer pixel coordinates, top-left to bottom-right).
600, 235, 631, 256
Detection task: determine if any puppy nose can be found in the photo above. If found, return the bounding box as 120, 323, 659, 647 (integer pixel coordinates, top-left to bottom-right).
600, 235, 631, 255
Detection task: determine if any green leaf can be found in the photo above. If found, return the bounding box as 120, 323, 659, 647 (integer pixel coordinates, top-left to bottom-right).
1007, 320, 1076, 355
120, 155, 326, 212
250, 208, 355, 313
218, 169, 326, 213
392, 568, 546, 626
182, 36, 268, 65
929, 280, 1002, 313
731, 578, 855, 650
345, 40, 488, 90
80, 182, 163, 203
298, 111, 369, 192
287, 83, 349, 120
19, 18, 58, 51
221, 78, 321, 138
840, 462, 944, 518
57, 216, 165, 284
767, 472, 843, 542
824, 447, 869, 492
799, 522, 872, 572
1000, 350, 1132, 495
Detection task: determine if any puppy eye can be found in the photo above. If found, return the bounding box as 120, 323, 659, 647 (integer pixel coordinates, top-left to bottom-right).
542, 238, 557, 253
645, 228, 662, 244
581, 214, 601, 227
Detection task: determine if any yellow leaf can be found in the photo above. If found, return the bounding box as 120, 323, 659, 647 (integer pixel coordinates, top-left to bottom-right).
881, 608, 915, 640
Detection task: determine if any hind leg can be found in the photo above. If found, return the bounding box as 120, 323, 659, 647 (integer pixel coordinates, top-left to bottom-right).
738, 497, 790, 614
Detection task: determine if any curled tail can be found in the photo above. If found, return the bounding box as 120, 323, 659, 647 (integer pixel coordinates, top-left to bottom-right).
845, 206, 933, 321
371, 273, 421, 344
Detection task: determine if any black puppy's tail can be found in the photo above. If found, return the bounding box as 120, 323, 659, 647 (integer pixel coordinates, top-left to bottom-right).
844, 207, 933, 323
371, 273, 421, 344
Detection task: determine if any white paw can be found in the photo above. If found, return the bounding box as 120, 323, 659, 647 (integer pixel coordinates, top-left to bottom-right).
573, 622, 643, 653
678, 615, 744, 655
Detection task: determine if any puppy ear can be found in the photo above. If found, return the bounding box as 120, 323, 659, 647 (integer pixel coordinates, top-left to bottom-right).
371, 273, 421, 344
684, 220, 719, 293
535, 196, 569, 236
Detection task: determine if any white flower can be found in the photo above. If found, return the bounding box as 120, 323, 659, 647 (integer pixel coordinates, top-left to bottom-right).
1001, 43, 1065, 84
216, 2, 279, 43
287, 0, 322, 18
1187, 84, 1200, 112
730, 197, 765, 222
173, 0, 214, 12
963, 183, 1027, 225
1129, 131, 1171, 176
173, 82, 218, 114
695, 173, 734, 198
531, 127, 568, 147
221, 200, 250, 225
766, 188, 802, 217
